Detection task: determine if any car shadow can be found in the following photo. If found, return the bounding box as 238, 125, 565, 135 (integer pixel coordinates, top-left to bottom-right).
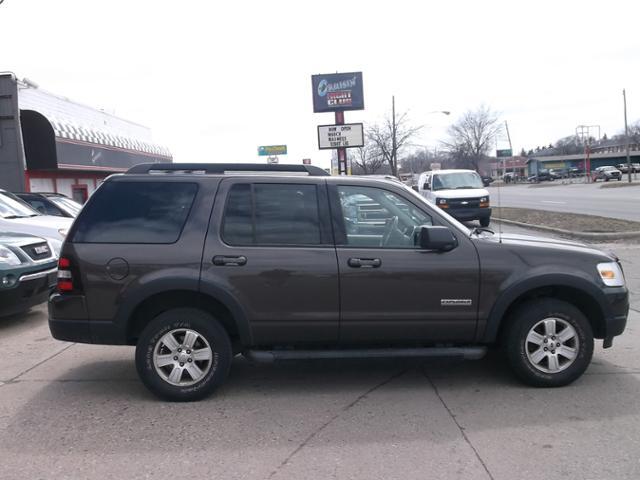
0, 304, 45, 332
3, 350, 639, 455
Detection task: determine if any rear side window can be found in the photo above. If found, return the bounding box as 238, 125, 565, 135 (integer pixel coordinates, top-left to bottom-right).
223, 183, 321, 245
72, 182, 197, 244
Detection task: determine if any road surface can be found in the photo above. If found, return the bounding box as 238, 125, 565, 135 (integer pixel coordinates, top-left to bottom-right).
1, 226, 639, 480
488, 182, 640, 222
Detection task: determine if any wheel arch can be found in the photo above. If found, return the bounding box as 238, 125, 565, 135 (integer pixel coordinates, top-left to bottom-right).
124, 288, 252, 347
483, 275, 607, 343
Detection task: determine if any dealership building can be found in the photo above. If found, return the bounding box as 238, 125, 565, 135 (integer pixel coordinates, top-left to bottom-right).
527, 145, 640, 175
0, 73, 171, 202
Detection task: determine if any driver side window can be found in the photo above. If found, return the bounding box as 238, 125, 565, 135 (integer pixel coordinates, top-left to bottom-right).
337, 185, 431, 248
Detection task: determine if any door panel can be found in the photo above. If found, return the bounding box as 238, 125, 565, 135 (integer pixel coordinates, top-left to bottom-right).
201, 178, 339, 346
331, 183, 479, 343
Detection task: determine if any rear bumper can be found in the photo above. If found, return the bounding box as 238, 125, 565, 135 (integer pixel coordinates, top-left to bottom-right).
48, 293, 127, 344
445, 207, 491, 221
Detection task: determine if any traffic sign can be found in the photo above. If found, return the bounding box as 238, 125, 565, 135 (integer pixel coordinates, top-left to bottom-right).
317, 123, 364, 150
496, 149, 512, 158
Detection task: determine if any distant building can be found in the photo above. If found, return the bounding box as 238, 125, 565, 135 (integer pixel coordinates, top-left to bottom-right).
0, 73, 171, 202
527, 147, 640, 175
488, 156, 528, 178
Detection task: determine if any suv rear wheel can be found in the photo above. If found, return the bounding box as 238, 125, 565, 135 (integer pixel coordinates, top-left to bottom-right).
135, 308, 232, 401
504, 299, 593, 387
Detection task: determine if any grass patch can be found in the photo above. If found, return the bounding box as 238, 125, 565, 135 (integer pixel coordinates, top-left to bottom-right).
493, 207, 640, 233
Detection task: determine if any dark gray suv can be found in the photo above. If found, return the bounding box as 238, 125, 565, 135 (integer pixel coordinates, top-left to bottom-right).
49, 164, 629, 401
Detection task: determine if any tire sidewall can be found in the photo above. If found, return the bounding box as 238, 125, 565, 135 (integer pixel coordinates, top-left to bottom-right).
507, 300, 594, 387
135, 308, 232, 401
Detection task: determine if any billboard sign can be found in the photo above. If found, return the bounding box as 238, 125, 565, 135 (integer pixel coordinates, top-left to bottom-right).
258, 145, 287, 156
311, 72, 364, 113
318, 123, 364, 149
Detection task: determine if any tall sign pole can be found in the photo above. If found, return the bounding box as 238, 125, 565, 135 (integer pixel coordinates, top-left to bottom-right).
335, 110, 347, 175
624, 88, 632, 183
312, 72, 364, 176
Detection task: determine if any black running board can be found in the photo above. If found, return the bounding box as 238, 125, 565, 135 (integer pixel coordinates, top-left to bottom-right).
244, 346, 487, 363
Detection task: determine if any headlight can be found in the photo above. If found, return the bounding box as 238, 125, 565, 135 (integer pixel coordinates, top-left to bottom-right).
597, 262, 625, 287
0, 245, 22, 266
479, 196, 490, 207
58, 228, 69, 237
437, 198, 447, 205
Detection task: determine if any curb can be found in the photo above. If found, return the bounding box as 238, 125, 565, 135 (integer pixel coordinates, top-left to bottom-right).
492, 217, 640, 240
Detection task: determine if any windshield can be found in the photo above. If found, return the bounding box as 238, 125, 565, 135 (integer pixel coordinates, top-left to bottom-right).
432, 172, 483, 191
0, 192, 40, 219
398, 183, 471, 235
49, 196, 83, 215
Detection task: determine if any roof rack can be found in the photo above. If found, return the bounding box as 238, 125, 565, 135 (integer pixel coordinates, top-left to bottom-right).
126, 163, 330, 176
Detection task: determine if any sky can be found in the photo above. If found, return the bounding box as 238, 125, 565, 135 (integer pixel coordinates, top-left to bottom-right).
2, 0, 639, 170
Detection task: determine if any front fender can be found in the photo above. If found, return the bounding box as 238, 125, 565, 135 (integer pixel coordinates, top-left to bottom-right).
480, 272, 607, 343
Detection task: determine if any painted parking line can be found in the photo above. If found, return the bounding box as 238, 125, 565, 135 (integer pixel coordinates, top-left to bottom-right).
540, 200, 567, 204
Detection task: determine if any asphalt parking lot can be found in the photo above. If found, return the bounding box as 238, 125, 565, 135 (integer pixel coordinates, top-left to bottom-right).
487, 182, 640, 222
1, 231, 639, 480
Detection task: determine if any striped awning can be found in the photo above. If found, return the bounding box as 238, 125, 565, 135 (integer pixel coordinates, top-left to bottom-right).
49, 118, 172, 158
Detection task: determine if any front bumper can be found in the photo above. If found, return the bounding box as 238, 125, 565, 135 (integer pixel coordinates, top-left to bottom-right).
0, 267, 57, 317
601, 286, 629, 347
443, 206, 491, 222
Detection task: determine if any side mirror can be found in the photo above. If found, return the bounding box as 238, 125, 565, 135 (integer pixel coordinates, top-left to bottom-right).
418, 226, 457, 251
411, 185, 419, 192
422, 183, 430, 190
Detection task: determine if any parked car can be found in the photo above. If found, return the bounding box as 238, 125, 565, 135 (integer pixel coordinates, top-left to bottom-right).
49, 163, 629, 401
0, 232, 57, 317
0, 189, 73, 256
549, 168, 569, 179
480, 175, 494, 187
527, 169, 553, 182
417, 169, 491, 227
616, 163, 640, 174
593, 166, 622, 182
616, 164, 630, 174
14, 192, 82, 218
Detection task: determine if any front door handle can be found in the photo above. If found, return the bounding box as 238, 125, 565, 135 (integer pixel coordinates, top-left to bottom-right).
347, 257, 381, 268
212, 255, 247, 266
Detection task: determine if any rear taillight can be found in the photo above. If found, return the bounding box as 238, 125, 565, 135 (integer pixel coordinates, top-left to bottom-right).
57, 257, 74, 292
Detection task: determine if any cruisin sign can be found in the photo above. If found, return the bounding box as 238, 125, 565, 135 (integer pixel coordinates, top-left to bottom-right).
311, 72, 364, 113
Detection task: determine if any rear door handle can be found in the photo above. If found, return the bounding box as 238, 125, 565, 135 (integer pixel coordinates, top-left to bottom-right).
347, 257, 381, 268
212, 255, 247, 266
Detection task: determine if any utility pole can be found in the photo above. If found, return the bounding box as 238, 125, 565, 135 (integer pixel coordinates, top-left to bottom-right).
624, 88, 632, 183
391, 95, 397, 177
504, 120, 515, 177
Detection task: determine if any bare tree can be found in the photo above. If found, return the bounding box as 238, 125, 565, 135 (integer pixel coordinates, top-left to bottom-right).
442, 105, 501, 171
351, 142, 384, 175
367, 97, 422, 177
400, 148, 446, 174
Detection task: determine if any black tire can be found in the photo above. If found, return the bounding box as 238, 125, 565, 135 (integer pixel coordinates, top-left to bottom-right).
479, 217, 490, 228
135, 308, 232, 401
503, 298, 593, 387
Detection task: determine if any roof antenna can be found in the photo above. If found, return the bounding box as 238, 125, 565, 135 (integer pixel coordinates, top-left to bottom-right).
496, 135, 503, 244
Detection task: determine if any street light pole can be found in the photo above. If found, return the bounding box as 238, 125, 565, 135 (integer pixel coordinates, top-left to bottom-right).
624, 89, 632, 183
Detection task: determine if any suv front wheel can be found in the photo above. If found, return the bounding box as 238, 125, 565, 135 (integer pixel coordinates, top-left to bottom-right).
135, 308, 232, 401
504, 299, 593, 387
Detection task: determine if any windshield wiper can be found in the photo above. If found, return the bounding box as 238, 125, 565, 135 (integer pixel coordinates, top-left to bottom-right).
455, 186, 475, 189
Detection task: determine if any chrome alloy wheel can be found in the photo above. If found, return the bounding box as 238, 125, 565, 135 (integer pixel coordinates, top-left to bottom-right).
525, 318, 579, 374
153, 328, 213, 386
